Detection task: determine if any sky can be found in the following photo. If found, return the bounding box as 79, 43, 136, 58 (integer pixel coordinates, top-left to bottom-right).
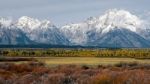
0, 0, 149, 26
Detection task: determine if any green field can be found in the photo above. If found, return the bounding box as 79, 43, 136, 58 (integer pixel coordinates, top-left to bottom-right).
36, 57, 150, 66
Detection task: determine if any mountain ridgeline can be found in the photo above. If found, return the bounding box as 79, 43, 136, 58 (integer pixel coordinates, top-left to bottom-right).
0, 9, 150, 48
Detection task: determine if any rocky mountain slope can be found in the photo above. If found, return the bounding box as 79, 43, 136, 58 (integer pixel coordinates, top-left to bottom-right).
0, 9, 150, 47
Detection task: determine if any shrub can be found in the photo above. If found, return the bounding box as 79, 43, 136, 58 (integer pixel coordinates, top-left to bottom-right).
0, 62, 149, 84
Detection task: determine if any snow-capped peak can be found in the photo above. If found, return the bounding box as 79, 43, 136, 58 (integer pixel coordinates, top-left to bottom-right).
16, 16, 54, 30
86, 9, 144, 33
0, 17, 12, 28
61, 9, 147, 45
40, 20, 55, 28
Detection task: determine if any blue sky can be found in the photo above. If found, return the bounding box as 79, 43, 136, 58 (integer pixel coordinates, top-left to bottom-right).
0, 0, 149, 26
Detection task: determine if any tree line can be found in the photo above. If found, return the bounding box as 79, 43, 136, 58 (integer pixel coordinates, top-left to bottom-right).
0, 48, 150, 59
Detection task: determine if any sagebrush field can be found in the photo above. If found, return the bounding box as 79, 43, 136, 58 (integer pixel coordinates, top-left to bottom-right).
0, 62, 149, 84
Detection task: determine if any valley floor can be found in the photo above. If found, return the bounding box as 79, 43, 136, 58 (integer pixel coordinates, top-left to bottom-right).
0, 48, 150, 84
36, 57, 150, 67
0, 57, 149, 67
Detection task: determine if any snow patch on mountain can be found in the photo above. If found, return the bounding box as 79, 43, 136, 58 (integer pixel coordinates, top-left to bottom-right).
61, 9, 148, 45
0, 9, 150, 47
0, 17, 13, 28
0, 16, 68, 45
16, 16, 56, 33
16, 16, 68, 44
86, 9, 144, 33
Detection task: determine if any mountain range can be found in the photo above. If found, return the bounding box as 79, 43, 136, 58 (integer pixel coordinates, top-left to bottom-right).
0, 9, 150, 48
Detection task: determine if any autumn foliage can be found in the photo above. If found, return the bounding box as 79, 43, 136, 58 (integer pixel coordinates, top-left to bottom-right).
1, 49, 150, 59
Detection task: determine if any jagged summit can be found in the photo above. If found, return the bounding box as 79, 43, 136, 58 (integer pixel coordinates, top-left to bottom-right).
0, 17, 13, 28
16, 16, 41, 30
61, 9, 150, 47
0, 16, 55, 30
0, 16, 68, 45
16, 16, 55, 30
61, 9, 145, 38
86, 9, 143, 33
0, 9, 150, 47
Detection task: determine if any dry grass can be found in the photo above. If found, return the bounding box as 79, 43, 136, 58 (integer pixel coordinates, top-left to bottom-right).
37, 57, 150, 66
0, 62, 149, 84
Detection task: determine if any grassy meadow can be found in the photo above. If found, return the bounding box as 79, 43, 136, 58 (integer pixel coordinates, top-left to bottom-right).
36, 57, 150, 66
0, 48, 150, 66
0, 48, 149, 66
